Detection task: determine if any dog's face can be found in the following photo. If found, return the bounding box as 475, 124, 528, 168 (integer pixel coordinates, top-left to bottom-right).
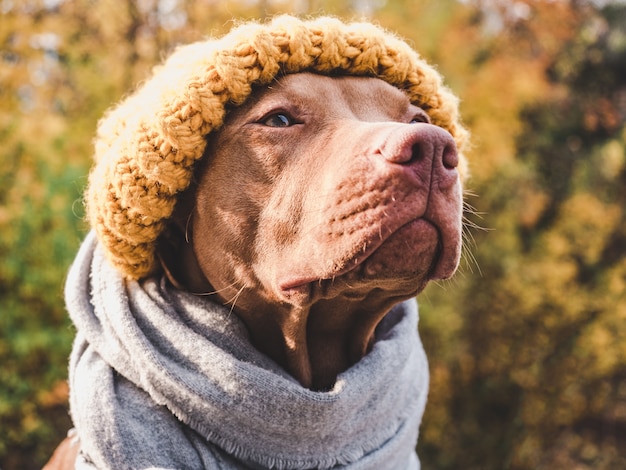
161, 72, 463, 388
186, 73, 462, 307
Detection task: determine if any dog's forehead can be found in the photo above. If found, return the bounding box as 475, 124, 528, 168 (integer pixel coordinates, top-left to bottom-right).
278, 72, 407, 96
232, 73, 417, 121
278, 73, 411, 108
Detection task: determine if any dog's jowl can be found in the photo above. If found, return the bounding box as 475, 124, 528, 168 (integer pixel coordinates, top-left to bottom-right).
45, 15, 469, 470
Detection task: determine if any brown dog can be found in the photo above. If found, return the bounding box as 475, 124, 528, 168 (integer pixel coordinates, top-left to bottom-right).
45, 72, 462, 469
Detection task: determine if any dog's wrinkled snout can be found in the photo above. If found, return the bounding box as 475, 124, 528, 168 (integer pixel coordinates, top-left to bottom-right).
377, 124, 459, 190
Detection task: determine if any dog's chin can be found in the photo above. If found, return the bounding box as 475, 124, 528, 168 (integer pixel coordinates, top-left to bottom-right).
359, 219, 441, 282
279, 219, 452, 303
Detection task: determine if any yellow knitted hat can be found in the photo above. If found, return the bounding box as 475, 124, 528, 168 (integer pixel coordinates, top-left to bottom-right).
87, 15, 470, 280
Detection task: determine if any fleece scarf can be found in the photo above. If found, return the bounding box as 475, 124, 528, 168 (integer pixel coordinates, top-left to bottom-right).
67, 232, 429, 469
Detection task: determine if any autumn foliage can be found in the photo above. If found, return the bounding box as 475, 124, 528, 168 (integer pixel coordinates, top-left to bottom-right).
1, 1, 625, 468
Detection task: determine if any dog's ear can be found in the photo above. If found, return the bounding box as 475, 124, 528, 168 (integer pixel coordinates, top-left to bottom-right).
157, 188, 214, 294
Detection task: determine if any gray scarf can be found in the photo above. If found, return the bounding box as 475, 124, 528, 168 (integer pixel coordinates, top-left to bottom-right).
67, 232, 429, 469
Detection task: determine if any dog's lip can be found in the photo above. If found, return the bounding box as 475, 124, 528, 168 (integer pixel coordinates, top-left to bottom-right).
278, 217, 452, 293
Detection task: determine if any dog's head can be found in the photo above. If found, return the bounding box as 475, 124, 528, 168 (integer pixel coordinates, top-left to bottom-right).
163, 73, 463, 310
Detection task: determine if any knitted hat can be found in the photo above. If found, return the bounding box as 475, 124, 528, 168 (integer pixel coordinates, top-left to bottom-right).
87, 15, 470, 280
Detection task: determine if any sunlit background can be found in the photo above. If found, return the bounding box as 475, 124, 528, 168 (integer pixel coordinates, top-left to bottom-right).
1, 0, 625, 468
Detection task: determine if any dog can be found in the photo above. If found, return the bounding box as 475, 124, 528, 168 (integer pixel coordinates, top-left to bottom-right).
45, 16, 468, 469
45, 71, 462, 470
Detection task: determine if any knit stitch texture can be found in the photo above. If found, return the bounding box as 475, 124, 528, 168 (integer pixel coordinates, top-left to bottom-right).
86, 15, 470, 279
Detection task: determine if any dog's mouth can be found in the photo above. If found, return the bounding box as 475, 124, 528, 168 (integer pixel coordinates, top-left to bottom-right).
278, 216, 457, 297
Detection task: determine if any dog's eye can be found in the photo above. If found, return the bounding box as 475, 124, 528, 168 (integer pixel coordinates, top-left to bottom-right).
410, 113, 430, 124
262, 113, 295, 128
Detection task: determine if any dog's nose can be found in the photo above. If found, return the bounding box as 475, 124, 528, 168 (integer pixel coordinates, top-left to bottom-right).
377, 124, 459, 190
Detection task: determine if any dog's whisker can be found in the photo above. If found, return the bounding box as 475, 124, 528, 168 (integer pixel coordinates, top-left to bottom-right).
185, 211, 193, 244
465, 252, 482, 276
460, 224, 483, 276
461, 213, 490, 274
191, 281, 240, 297
462, 210, 489, 230
430, 279, 446, 290
463, 188, 479, 198
461, 225, 477, 246
459, 192, 490, 277
225, 284, 247, 317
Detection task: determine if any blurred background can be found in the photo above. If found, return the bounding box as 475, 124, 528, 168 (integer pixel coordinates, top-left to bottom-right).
1, 0, 625, 468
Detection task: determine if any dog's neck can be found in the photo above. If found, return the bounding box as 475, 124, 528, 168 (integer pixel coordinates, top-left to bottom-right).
238, 294, 405, 390
160, 243, 403, 390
